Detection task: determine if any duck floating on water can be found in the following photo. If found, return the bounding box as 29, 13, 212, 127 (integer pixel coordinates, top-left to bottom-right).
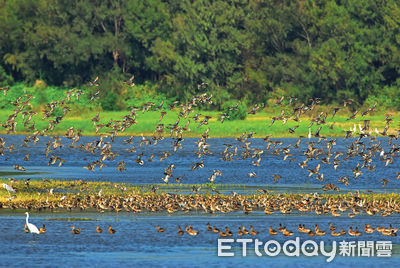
315, 224, 326, 236
39, 224, 46, 234
269, 226, 278, 235
108, 225, 116, 234
331, 228, 346, 237
185, 226, 199, 236
219, 227, 232, 237
71, 226, 81, 234
177, 226, 184, 235
249, 225, 259, 236
348, 227, 361, 236
364, 224, 375, 234
238, 227, 244, 236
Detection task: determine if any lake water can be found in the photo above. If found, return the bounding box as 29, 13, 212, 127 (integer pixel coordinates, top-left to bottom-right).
1, 210, 400, 267
1, 135, 400, 267
0, 135, 399, 193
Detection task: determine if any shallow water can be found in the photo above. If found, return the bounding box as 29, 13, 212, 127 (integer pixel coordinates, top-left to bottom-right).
0, 135, 399, 193
1, 211, 400, 267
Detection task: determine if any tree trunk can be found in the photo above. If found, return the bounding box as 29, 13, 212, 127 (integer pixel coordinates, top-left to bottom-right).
113, 50, 119, 67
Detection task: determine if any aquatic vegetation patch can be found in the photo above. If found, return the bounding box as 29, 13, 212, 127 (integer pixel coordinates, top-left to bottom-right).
1, 179, 400, 218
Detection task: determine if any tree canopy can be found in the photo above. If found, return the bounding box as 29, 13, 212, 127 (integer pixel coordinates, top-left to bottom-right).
0, 0, 399, 108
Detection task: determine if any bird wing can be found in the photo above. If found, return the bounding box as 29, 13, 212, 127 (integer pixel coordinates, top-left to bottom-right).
28, 223, 40, 234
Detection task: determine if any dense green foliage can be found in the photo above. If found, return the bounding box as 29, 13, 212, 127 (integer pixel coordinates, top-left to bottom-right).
0, 0, 399, 108
222, 100, 247, 120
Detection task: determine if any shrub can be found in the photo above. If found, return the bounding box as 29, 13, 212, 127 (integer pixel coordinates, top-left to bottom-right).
100, 90, 119, 111
221, 100, 247, 120
50, 107, 64, 117
0, 66, 14, 87
33, 79, 47, 89
123, 83, 175, 109
364, 85, 400, 111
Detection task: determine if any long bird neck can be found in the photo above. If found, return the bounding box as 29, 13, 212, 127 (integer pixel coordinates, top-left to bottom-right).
26, 213, 29, 225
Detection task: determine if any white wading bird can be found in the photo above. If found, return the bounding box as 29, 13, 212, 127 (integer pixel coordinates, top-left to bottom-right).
2, 183, 16, 194
25, 212, 40, 234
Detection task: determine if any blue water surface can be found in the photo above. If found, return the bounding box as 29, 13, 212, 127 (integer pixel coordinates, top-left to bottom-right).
1, 135, 400, 267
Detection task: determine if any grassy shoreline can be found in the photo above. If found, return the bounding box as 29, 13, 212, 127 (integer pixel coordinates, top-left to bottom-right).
1, 179, 400, 205
0, 109, 398, 138
2, 179, 399, 219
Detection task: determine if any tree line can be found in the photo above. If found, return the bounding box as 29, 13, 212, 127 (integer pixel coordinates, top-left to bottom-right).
0, 0, 400, 109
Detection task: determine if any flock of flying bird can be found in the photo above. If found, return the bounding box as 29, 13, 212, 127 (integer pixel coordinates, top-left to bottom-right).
0, 79, 400, 198
2, 79, 400, 239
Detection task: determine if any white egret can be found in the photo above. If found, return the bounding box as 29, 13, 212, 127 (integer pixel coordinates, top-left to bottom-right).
2, 183, 16, 194
25, 212, 40, 234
